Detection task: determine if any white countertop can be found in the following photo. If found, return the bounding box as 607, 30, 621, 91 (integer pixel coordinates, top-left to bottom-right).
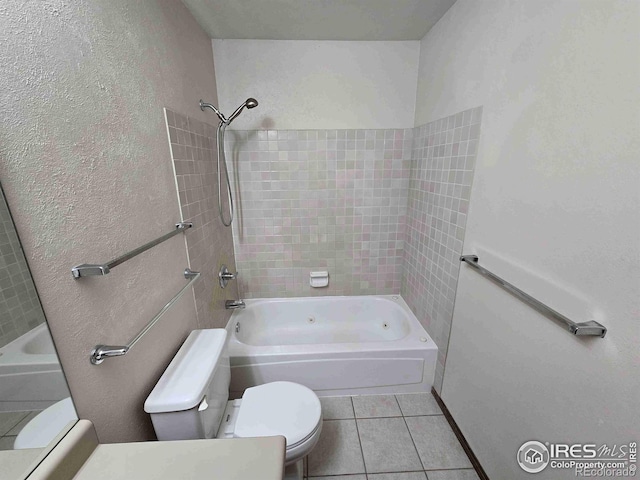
75, 437, 286, 480
0, 449, 43, 480
26, 420, 286, 480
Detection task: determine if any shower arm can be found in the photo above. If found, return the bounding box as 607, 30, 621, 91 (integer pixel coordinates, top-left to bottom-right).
199, 100, 227, 123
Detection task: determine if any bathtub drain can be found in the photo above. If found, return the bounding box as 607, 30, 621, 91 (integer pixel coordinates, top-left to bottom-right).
382, 322, 389, 329
308, 317, 315, 324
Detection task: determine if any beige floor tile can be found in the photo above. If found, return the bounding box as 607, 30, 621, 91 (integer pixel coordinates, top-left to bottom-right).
320, 396, 355, 420
395, 393, 442, 416
405, 416, 472, 470
0, 436, 17, 451
0, 412, 29, 437
352, 395, 402, 418
357, 417, 422, 473
426, 469, 480, 480
7, 411, 40, 436
307, 420, 365, 476
369, 473, 428, 479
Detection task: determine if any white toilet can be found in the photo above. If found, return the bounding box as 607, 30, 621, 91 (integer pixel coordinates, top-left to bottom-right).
144, 329, 322, 479
13, 397, 78, 449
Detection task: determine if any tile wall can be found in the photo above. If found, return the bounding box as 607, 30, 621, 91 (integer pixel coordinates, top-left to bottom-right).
226, 129, 413, 298
165, 109, 238, 329
0, 188, 45, 348
176, 107, 481, 392
401, 107, 483, 392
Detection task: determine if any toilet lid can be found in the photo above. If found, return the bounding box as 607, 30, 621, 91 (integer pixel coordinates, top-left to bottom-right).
235, 381, 322, 448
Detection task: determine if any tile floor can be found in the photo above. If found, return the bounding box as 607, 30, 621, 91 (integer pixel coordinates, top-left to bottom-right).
1, 395, 479, 480
305, 393, 478, 480
0, 410, 40, 450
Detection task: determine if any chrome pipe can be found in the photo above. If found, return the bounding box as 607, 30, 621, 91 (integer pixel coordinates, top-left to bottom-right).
199, 100, 226, 123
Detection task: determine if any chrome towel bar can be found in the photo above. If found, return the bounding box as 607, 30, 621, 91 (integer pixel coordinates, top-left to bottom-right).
90, 268, 200, 365
72, 222, 193, 278
460, 255, 607, 338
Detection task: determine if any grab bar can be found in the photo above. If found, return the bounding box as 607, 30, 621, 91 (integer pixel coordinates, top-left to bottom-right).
90, 268, 200, 364
72, 222, 193, 278
460, 255, 607, 338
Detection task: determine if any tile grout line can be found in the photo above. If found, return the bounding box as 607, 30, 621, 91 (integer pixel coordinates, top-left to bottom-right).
313, 395, 473, 479
326, 415, 445, 421
351, 414, 445, 420
0, 411, 30, 438
424, 468, 478, 471
350, 396, 369, 479
431, 389, 488, 479
397, 394, 429, 475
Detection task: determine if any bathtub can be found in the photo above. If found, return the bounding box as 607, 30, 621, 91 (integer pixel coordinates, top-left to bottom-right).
0, 324, 70, 412
226, 295, 438, 397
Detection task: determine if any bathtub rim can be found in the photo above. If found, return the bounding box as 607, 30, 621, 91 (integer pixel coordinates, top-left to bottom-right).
225, 294, 438, 397
0, 323, 62, 374
225, 294, 437, 361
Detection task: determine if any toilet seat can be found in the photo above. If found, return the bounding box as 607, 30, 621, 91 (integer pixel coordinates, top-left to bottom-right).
234, 381, 322, 449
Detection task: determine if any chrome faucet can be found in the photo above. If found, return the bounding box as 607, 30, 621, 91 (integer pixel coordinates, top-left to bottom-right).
225, 299, 246, 310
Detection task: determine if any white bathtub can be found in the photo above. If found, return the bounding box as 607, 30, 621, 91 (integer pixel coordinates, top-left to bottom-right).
226, 295, 438, 397
0, 324, 70, 412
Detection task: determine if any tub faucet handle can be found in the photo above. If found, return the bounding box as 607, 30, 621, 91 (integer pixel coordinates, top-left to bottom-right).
219, 265, 238, 288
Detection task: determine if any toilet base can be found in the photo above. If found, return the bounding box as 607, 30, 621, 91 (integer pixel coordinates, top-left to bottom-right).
284, 459, 303, 480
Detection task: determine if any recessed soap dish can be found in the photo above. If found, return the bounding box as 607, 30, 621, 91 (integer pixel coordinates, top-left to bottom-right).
310, 271, 329, 288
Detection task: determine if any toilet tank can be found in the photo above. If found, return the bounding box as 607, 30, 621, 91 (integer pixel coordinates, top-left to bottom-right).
144, 329, 230, 441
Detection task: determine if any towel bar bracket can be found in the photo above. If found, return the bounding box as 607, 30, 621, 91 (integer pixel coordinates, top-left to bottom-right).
90, 345, 129, 365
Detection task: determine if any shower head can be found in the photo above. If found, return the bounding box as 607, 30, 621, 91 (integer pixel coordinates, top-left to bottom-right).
200, 97, 258, 125
227, 98, 259, 124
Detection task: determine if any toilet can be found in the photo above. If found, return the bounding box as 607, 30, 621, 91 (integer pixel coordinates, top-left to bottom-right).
144, 329, 322, 479
13, 397, 78, 449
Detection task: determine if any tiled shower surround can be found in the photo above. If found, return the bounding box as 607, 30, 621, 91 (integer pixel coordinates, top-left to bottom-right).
164, 109, 238, 329
0, 189, 45, 348
227, 129, 413, 297
402, 107, 483, 392
224, 107, 481, 392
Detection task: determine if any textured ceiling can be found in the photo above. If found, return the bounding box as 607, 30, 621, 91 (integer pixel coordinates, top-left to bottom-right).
181, 0, 457, 41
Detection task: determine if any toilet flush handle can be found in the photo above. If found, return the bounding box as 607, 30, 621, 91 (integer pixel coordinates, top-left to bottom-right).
198, 396, 209, 412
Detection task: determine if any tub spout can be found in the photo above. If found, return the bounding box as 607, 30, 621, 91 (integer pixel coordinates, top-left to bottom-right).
225, 300, 246, 310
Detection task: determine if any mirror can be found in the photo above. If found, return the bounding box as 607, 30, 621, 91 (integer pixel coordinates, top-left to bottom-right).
0, 184, 77, 473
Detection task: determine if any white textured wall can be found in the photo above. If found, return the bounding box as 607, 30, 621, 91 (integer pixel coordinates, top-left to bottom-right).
212, 40, 420, 130
415, 1, 640, 479
0, 0, 219, 442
